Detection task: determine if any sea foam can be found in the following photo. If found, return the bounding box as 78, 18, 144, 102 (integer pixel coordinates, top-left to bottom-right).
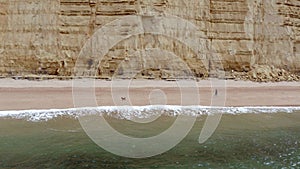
1, 106, 300, 122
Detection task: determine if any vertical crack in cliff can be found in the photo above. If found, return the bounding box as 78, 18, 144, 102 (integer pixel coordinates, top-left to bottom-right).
88, 0, 97, 36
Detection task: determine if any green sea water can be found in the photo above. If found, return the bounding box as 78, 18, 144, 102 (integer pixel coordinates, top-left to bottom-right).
0, 112, 300, 169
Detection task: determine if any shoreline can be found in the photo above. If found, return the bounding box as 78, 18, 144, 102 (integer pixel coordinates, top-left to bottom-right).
0, 79, 299, 111
1, 105, 300, 122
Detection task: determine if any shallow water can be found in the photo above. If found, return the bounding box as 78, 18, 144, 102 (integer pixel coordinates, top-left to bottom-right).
0, 111, 300, 168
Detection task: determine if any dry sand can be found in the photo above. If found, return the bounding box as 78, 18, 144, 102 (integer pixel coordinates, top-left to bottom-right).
0, 79, 299, 111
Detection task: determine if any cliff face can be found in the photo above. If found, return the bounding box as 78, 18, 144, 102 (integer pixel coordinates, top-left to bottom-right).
0, 0, 299, 80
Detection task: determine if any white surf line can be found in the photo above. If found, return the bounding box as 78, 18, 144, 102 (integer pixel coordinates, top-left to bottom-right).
1, 106, 300, 122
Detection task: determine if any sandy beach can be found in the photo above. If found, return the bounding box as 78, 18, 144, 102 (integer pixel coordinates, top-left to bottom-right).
0, 79, 299, 111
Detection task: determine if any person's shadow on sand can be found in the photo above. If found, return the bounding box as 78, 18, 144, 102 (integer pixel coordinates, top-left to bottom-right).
214, 89, 218, 96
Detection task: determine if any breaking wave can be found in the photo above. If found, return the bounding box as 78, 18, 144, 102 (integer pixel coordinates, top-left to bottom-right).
0, 106, 300, 122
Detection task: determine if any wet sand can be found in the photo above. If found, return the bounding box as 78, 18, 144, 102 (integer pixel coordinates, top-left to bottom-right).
0, 79, 299, 111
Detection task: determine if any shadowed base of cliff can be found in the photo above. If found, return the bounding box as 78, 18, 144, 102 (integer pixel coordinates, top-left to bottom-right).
1, 65, 299, 83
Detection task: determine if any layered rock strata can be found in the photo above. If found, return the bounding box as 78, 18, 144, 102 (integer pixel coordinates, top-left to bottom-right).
0, 0, 299, 81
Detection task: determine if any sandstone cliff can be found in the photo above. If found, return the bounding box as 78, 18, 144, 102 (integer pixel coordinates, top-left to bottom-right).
0, 0, 299, 81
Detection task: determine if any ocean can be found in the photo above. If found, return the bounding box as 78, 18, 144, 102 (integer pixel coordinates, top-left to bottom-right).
0, 106, 299, 168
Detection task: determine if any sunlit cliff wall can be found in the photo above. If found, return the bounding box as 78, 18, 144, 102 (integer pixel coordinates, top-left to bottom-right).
0, 0, 299, 79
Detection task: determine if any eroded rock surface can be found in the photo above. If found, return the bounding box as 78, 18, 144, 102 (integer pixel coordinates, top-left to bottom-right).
0, 0, 299, 81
